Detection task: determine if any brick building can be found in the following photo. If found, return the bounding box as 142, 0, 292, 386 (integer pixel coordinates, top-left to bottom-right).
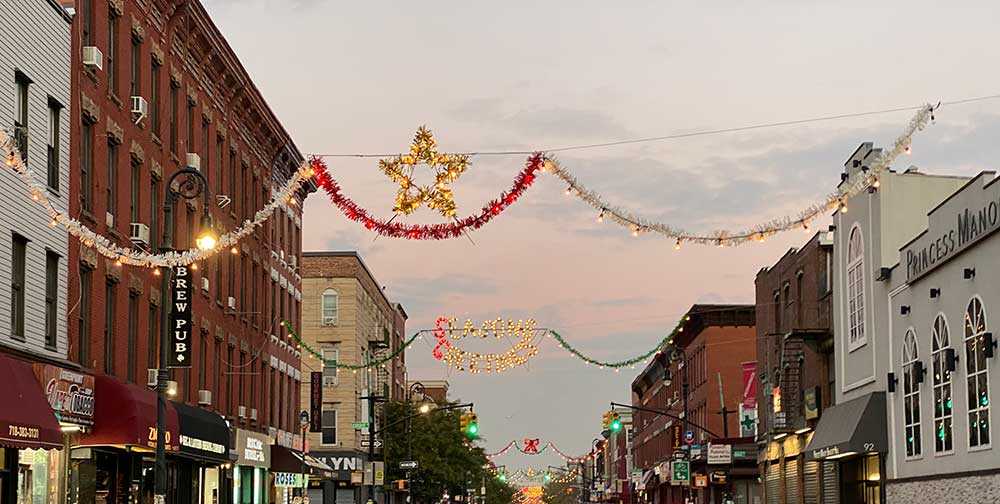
754, 232, 836, 504
631, 305, 757, 504
62, 0, 311, 502
299, 251, 408, 504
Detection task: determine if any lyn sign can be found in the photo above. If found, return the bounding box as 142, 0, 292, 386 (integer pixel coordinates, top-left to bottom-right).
169, 265, 194, 367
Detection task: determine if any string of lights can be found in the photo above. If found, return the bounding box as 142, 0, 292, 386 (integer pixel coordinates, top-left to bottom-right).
486, 440, 602, 462
284, 320, 419, 370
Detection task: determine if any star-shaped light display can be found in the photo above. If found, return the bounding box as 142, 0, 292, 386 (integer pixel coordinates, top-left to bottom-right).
379, 126, 470, 217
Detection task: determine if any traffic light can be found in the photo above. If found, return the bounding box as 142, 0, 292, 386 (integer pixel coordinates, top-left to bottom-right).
601, 411, 612, 430
544, 472, 552, 482
460, 413, 469, 433
460, 412, 479, 439
609, 411, 622, 433
498, 472, 507, 482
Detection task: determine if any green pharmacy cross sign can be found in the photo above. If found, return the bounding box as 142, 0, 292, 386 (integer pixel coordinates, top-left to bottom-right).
740, 415, 754, 431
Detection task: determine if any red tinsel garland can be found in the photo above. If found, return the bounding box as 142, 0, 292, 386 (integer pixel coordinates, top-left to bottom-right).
311, 153, 543, 239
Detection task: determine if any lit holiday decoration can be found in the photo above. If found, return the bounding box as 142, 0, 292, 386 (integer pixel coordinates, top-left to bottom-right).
523, 438, 541, 453
380, 126, 470, 216
433, 317, 542, 374
313, 154, 543, 240
0, 128, 311, 267
284, 320, 419, 369
485, 440, 603, 462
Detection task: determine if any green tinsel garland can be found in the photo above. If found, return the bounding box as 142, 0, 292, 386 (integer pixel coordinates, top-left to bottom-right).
283, 320, 420, 370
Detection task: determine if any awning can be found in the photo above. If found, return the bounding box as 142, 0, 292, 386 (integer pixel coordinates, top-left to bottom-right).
174, 401, 229, 463
271, 446, 334, 478
0, 353, 63, 450
805, 392, 886, 461
79, 375, 179, 451
640, 470, 655, 489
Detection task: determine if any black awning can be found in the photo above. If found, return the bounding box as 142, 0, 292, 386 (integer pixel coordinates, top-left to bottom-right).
174, 402, 230, 463
272, 446, 335, 479
805, 392, 886, 461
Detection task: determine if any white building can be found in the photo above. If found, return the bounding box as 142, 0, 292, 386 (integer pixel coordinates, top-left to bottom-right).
0, 0, 71, 360
804, 142, 968, 503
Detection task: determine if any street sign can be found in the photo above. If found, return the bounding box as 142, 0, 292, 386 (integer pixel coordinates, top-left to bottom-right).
400, 461, 419, 470
374, 462, 385, 486
300, 410, 310, 428
707, 443, 732, 465
683, 430, 695, 445
670, 461, 690, 485
360, 438, 383, 449
353, 421, 370, 430
693, 474, 708, 488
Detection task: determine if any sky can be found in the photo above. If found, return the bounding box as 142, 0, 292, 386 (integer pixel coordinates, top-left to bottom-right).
203, 0, 1000, 473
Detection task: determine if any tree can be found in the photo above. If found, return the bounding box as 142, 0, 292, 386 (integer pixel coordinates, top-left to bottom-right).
542, 479, 578, 504
383, 400, 515, 504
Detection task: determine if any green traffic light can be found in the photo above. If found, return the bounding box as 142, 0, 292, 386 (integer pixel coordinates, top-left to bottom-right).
610, 419, 622, 432
544, 473, 552, 482
499, 472, 507, 482
467, 422, 479, 437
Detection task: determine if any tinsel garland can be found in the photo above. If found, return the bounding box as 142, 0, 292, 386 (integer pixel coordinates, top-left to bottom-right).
284, 320, 419, 370
542, 105, 935, 246
486, 440, 599, 462
0, 128, 311, 267
313, 153, 543, 239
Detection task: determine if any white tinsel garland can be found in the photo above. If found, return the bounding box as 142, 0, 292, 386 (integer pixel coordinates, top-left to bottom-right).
542, 104, 934, 247
0, 128, 312, 268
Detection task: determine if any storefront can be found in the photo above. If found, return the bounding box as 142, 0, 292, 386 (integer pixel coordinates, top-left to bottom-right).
270, 446, 334, 504
804, 392, 887, 504
234, 429, 270, 504
0, 354, 65, 504
75, 375, 180, 504
175, 402, 231, 504
310, 451, 367, 504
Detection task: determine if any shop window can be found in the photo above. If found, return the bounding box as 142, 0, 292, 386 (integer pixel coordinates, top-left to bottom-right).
932, 314, 954, 452
902, 329, 921, 457
847, 226, 866, 350
964, 297, 991, 448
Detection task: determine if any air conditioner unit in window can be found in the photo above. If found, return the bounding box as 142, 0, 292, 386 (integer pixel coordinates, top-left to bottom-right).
185, 153, 201, 171
323, 376, 337, 386
323, 316, 337, 326
201, 277, 209, 292
130, 222, 150, 247
130, 95, 148, 118
198, 389, 212, 406
82, 46, 103, 70
289, 255, 297, 269
227, 296, 236, 311
105, 212, 115, 228
250, 408, 258, 422
147, 369, 158, 388
238, 406, 246, 418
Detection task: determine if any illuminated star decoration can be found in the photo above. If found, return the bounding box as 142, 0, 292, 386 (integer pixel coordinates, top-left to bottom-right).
379, 126, 470, 217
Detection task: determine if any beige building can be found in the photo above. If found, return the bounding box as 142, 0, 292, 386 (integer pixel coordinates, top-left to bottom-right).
298, 252, 407, 503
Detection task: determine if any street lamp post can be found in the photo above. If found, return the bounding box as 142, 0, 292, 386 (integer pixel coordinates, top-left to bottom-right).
155, 166, 217, 503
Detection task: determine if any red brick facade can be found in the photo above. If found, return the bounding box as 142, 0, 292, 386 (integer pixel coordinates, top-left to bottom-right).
66, 0, 307, 434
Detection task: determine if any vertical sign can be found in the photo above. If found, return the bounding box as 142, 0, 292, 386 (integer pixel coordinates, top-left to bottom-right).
168, 266, 193, 367
741, 361, 757, 409
310, 372, 322, 432
671, 424, 682, 449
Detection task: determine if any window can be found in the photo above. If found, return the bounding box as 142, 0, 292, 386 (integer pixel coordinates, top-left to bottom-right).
186, 98, 195, 153
964, 297, 991, 448
127, 292, 138, 382
795, 271, 804, 325
104, 281, 117, 375
322, 406, 338, 445
45, 251, 60, 349
81, 122, 93, 211
239, 255, 246, 318
249, 359, 256, 412
47, 99, 61, 191
214, 340, 221, 406
783, 282, 792, 331
106, 141, 117, 222
10, 234, 27, 340
79, 268, 92, 364
185, 209, 194, 250
773, 291, 781, 334
107, 9, 118, 96
228, 149, 236, 205
201, 119, 210, 185
932, 315, 953, 452
270, 368, 276, 426
251, 263, 258, 326
238, 352, 246, 408
148, 303, 158, 370
150, 60, 160, 136
847, 226, 866, 349
227, 345, 234, 414
214, 255, 222, 303
902, 330, 921, 457
150, 179, 159, 250
215, 135, 224, 196
199, 336, 207, 391
130, 37, 140, 96
322, 288, 338, 325
227, 254, 234, 302
81, 0, 94, 45
169, 83, 178, 153
15, 72, 30, 162
322, 349, 339, 385
130, 161, 140, 223
241, 163, 248, 219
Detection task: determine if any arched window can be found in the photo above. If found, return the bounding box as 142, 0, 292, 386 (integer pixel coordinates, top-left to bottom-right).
932, 315, 953, 452
321, 288, 338, 326
847, 226, 866, 349
964, 297, 991, 448
902, 330, 921, 457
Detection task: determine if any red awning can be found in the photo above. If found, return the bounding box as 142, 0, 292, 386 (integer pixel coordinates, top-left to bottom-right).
79, 375, 179, 451
0, 353, 63, 450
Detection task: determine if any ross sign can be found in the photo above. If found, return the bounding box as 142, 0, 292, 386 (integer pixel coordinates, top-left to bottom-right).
168, 265, 193, 367
804, 386, 822, 420
684, 430, 695, 445
310, 372, 322, 432
32, 364, 95, 426
693, 474, 708, 488
741, 362, 757, 409
707, 444, 732, 465
400, 461, 418, 470
352, 422, 370, 430
738, 405, 757, 438
670, 461, 690, 485
236, 429, 271, 467
274, 472, 307, 488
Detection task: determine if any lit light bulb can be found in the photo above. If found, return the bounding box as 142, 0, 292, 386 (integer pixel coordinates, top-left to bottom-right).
905, 145, 912, 155
32, 192, 39, 201
190, 262, 199, 271
49, 219, 57, 227
632, 228, 639, 237
597, 212, 604, 223
230, 246, 238, 255
153, 268, 161, 276
565, 187, 572, 196
840, 203, 849, 213
803, 222, 810, 233
873, 178, 881, 188
114, 259, 123, 267
674, 239, 682, 250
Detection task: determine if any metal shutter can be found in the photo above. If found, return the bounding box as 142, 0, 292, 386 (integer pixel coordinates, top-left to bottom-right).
822, 461, 839, 504
803, 460, 821, 504
785, 458, 801, 504
765, 461, 782, 504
